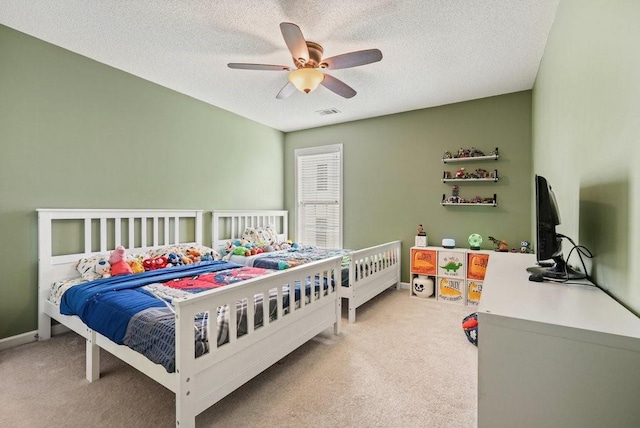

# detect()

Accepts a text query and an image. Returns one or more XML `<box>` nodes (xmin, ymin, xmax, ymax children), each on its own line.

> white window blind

<box><xmin>295</xmin><ymin>144</ymin><xmax>343</xmax><ymax>248</ymax></box>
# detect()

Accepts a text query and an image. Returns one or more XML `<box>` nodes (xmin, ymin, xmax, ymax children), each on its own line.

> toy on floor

<box><xmin>462</xmin><ymin>312</ymin><xmax>478</xmax><ymax>346</ymax></box>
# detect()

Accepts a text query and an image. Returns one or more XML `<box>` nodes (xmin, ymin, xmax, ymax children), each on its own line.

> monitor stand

<box><xmin>526</xmin><ymin>256</ymin><xmax>586</xmax><ymax>280</ymax></box>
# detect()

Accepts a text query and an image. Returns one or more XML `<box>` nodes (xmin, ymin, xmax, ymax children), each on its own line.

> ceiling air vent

<box><xmin>316</xmin><ymin>108</ymin><xmax>341</xmax><ymax>116</ymax></box>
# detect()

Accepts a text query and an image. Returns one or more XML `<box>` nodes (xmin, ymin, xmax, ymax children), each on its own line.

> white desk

<box><xmin>478</xmin><ymin>252</ymin><xmax>640</xmax><ymax>428</ymax></box>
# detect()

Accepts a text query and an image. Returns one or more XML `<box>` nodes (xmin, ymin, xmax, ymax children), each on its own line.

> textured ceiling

<box><xmin>0</xmin><ymin>0</ymin><xmax>558</xmax><ymax>132</ymax></box>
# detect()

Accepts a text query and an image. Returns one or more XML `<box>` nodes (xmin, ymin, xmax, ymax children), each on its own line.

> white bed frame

<box><xmin>37</xmin><ymin>209</ymin><xmax>341</xmax><ymax>428</ymax></box>
<box><xmin>212</xmin><ymin>210</ymin><xmax>401</xmax><ymax>323</ymax></box>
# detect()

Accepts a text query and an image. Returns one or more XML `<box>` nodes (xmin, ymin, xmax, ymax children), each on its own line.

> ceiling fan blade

<box><xmin>280</xmin><ymin>22</ymin><xmax>309</xmax><ymax>63</ymax></box>
<box><xmin>276</xmin><ymin>82</ymin><xmax>297</xmax><ymax>100</ymax></box>
<box><xmin>228</xmin><ymin>63</ymin><xmax>292</xmax><ymax>71</ymax></box>
<box><xmin>321</xmin><ymin>74</ymin><xmax>357</xmax><ymax>99</ymax></box>
<box><xmin>321</xmin><ymin>49</ymin><xmax>383</xmax><ymax>70</ymax></box>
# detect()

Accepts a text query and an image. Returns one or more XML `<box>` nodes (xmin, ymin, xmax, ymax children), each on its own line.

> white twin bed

<box><xmin>37</xmin><ymin>208</ymin><xmax>401</xmax><ymax>427</ymax></box>
<box><xmin>211</xmin><ymin>210</ymin><xmax>401</xmax><ymax>323</ymax></box>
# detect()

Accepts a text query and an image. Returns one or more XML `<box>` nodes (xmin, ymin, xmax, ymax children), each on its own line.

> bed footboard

<box><xmin>173</xmin><ymin>256</ymin><xmax>342</xmax><ymax>428</ymax></box>
<box><xmin>343</xmin><ymin>240</ymin><xmax>401</xmax><ymax>323</ymax></box>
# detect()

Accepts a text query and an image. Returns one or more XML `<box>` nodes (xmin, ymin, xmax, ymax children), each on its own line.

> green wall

<box><xmin>0</xmin><ymin>25</ymin><xmax>284</xmax><ymax>339</ymax></box>
<box><xmin>284</xmin><ymin>91</ymin><xmax>533</xmax><ymax>283</ymax></box>
<box><xmin>532</xmin><ymin>1</ymin><xmax>640</xmax><ymax>314</ymax></box>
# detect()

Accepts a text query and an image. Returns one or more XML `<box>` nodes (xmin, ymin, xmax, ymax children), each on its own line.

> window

<box><xmin>295</xmin><ymin>144</ymin><xmax>343</xmax><ymax>248</ymax></box>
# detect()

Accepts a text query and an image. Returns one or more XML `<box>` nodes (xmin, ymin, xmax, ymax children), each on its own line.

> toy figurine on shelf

<box><xmin>415</xmin><ymin>224</ymin><xmax>428</xmax><ymax>247</ymax></box>
<box><xmin>450</xmin><ymin>185</ymin><xmax>460</xmax><ymax>203</ymax></box>
<box><xmin>488</xmin><ymin>236</ymin><xmax>509</xmax><ymax>252</ymax></box>
<box><xmin>520</xmin><ymin>240</ymin><xmax>532</xmax><ymax>253</ymax></box>
<box><xmin>469</xmin><ymin>147</ymin><xmax>485</xmax><ymax>157</ymax></box>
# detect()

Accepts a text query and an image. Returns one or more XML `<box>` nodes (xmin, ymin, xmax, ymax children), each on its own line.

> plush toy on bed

<box><xmin>94</xmin><ymin>260</ymin><xmax>111</xmax><ymax>278</ymax></box>
<box><xmin>127</xmin><ymin>258</ymin><xmax>145</xmax><ymax>274</ymax></box>
<box><xmin>143</xmin><ymin>256</ymin><xmax>169</xmax><ymax>271</ymax></box>
<box><xmin>234</xmin><ymin>246</ymin><xmax>249</xmax><ymax>256</ymax></box>
<box><xmin>186</xmin><ymin>247</ymin><xmax>202</xmax><ymax>263</ymax></box>
<box><xmin>222</xmin><ymin>242</ymin><xmax>236</xmax><ymax>261</ymax></box>
<box><xmin>109</xmin><ymin>246</ymin><xmax>133</xmax><ymax>276</ymax></box>
<box><xmin>167</xmin><ymin>253</ymin><xmax>183</xmax><ymax>267</ymax></box>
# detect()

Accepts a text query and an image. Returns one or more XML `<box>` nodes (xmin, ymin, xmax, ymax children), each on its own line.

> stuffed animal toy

<box><xmin>93</xmin><ymin>260</ymin><xmax>111</xmax><ymax>278</ymax></box>
<box><xmin>127</xmin><ymin>258</ymin><xmax>145</xmax><ymax>274</ymax></box>
<box><xmin>143</xmin><ymin>258</ymin><xmax>154</xmax><ymax>271</ymax></box>
<box><xmin>109</xmin><ymin>246</ymin><xmax>133</xmax><ymax>276</ymax></box>
<box><xmin>233</xmin><ymin>246</ymin><xmax>248</xmax><ymax>256</ymax></box>
<box><xmin>143</xmin><ymin>256</ymin><xmax>169</xmax><ymax>271</ymax></box>
<box><xmin>186</xmin><ymin>247</ymin><xmax>202</xmax><ymax>263</ymax></box>
<box><xmin>167</xmin><ymin>253</ymin><xmax>182</xmax><ymax>267</ymax></box>
<box><xmin>222</xmin><ymin>242</ymin><xmax>237</xmax><ymax>261</ymax></box>
<box><xmin>153</xmin><ymin>256</ymin><xmax>168</xmax><ymax>269</ymax></box>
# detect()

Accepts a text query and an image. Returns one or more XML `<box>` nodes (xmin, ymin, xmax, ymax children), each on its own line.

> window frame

<box><xmin>294</xmin><ymin>144</ymin><xmax>343</xmax><ymax>248</ymax></box>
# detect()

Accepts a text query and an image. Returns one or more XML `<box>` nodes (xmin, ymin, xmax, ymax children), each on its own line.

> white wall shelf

<box><xmin>442</xmin><ymin>177</ymin><xmax>499</xmax><ymax>183</ymax></box>
<box><xmin>441</xmin><ymin>194</ymin><xmax>497</xmax><ymax>207</ymax></box>
<box><xmin>442</xmin><ymin>148</ymin><xmax>499</xmax><ymax>163</ymax></box>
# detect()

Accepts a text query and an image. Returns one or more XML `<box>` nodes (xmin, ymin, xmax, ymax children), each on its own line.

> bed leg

<box><xmin>348</xmin><ymin>304</ymin><xmax>356</xmax><ymax>324</ymax></box>
<box><xmin>334</xmin><ymin>297</ymin><xmax>342</xmax><ymax>335</ymax></box>
<box><xmin>175</xmin><ymin>402</ymin><xmax>196</xmax><ymax>428</ymax></box>
<box><xmin>85</xmin><ymin>330</ymin><xmax>100</xmax><ymax>382</ymax></box>
<box><xmin>175</xmin><ymin>416</ymin><xmax>195</xmax><ymax>428</ymax></box>
<box><xmin>37</xmin><ymin>312</ymin><xmax>51</xmax><ymax>341</ymax></box>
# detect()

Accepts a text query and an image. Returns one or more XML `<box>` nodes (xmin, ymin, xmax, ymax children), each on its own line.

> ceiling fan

<box><xmin>228</xmin><ymin>22</ymin><xmax>382</xmax><ymax>99</ymax></box>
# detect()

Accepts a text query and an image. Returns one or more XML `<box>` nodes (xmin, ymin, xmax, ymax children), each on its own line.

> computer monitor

<box><xmin>527</xmin><ymin>175</ymin><xmax>585</xmax><ymax>280</ymax></box>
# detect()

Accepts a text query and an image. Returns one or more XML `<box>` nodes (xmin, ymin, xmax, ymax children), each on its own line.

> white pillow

<box><xmin>241</xmin><ymin>227</ymin><xmax>260</xmax><ymax>244</ymax></box>
<box><xmin>242</xmin><ymin>225</ymin><xmax>279</xmax><ymax>244</ymax></box>
<box><xmin>257</xmin><ymin>225</ymin><xmax>278</xmax><ymax>243</ymax></box>
<box><xmin>76</xmin><ymin>253</ymin><xmax>110</xmax><ymax>281</ymax></box>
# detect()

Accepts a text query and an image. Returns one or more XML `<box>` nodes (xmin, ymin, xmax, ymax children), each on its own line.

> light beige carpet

<box><xmin>0</xmin><ymin>289</ymin><xmax>478</xmax><ymax>427</ymax></box>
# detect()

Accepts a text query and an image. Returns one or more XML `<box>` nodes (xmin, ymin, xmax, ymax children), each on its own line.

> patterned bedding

<box><xmin>249</xmin><ymin>246</ymin><xmax>353</xmax><ymax>286</ymax></box>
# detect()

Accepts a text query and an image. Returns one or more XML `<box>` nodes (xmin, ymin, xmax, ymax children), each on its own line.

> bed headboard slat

<box><xmin>211</xmin><ymin>210</ymin><xmax>288</xmax><ymax>250</ymax></box>
<box><xmin>38</xmin><ymin>208</ymin><xmax>203</xmax><ymax>282</ymax></box>
<box><xmin>83</xmin><ymin>219</ymin><xmax>92</xmax><ymax>256</ymax></box>
<box><xmin>100</xmin><ymin>218</ymin><xmax>108</xmax><ymax>253</ymax></box>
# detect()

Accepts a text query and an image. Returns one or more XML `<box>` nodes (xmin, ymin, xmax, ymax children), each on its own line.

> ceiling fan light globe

<box><xmin>288</xmin><ymin>68</ymin><xmax>324</xmax><ymax>94</ymax></box>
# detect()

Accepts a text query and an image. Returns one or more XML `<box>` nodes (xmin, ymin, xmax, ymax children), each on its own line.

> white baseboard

<box><xmin>398</xmin><ymin>281</ymin><xmax>410</xmax><ymax>290</ymax></box>
<box><xmin>0</xmin><ymin>324</ymin><xmax>71</xmax><ymax>351</ymax></box>
<box><xmin>0</xmin><ymin>331</ymin><xmax>37</xmax><ymax>351</ymax></box>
